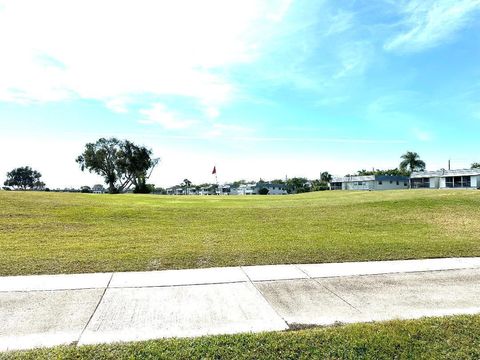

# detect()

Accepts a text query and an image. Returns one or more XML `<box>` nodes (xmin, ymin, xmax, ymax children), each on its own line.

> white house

<box><xmin>186</xmin><ymin>188</ymin><xmax>198</xmax><ymax>195</ymax></box>
<box><xmin>92</xmin><ymin>184</ymin><xmax>105</xmax><ymax>194</ymax></box>
<box><xmin>236</xmin><ymin>183</ymin><xmax>257</xmax><ymax>195</ymax></box>
<box><xmin>255</xmin><ymin>182</ymin><xmax>288</xmax><ymax>195</ymax></box>
<box><xmin>166</xmin><ymin>187</ymin><xmax>185</xmax><ymax>195</ymax></box>
<box><xmin>233</xmin><ymin>182</ymin><xmax>287</xmax><ymax>195</ymax></box>
<box><xmin>330</xmin><ymin>175</ymin><xmax>410</xmax><ymax>191</ymax></box>
<box><xmin>411</xmin><ymin>169</ymin><xmax>480</xmax><ymax>189</ymax></box>
<box><xmin>198</xmin><ymin>186</ymin><xmax>215</xmax><ymax>195</ymax></box>
<box><xmin>217</xmin><ymin>184</ymin><xmax>236</xmax><ymax>195</ymax></box>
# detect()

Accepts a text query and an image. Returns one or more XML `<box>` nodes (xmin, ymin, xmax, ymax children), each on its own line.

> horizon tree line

<box><xmin>3</xmin><ymin>146</ymin><xmax>480</xmax><ymax>193</ymax></box>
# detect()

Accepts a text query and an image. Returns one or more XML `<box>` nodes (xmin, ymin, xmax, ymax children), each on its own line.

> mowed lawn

<box><xmin>1</xmin><ymin>190</ymin><xmax>480</xmax><ymax>276</ymax></box>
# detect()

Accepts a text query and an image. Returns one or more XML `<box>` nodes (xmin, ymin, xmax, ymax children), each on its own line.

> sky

<box><xmin>1</xmin><ymin>0</ymin><xmax>480</xmax><ymax>188</ymax></box>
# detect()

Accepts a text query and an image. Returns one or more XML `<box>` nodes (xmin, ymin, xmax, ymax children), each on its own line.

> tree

<box><xmin>286</xmin><ymin>177</ymin><xmax>309</xmax><ymax>194</ymax></box>
<box><xmin>352</xmin><ymin>168</ymin><xmax>410</xmax><ymax>177</ymax></box>
<box><xmin>320</xmin><ymin>172</ymin><xmax>332</xmax><ymax>183</ymax></box>
<box><xmin>399</xmin><ymin>151</ymin><xmax>426</xmax><ymax>174</ymax></box>
<box><xmin>311</xmin><ymin>179</ymin><xmax>329</xmax><ymax>191</ymax></box>
<box><xmin>76</xmin><ymin>138</ymin><xmax>159</xmax><ymax>194</ymax></box>
<box><xmin>4</xmin><ymin>166</ymin><xmax>45</xmax><ymax>190</ymax></box>
<box><xmin>118</xmin><ymin>140</ymin><xmax>159</xmax><ymax>194</ymax></box>
<box><xmin>232</xmin><ymin>179</ymin><xmax>250</xmax><ymax>187</ymax></box>
<box><xmin>472</xmin><ymin>163</ymin><xmax>480</xmax><ymax>169</ymax></box>
<box><xmin>182</xmin><ymin>179</ymin><xmax>192</xmax><ymax>195</ymax></box>
<box><xmin>356</xmin><ymin>169</ymin><xmax>373</xmax><ymax>176</ymax></box>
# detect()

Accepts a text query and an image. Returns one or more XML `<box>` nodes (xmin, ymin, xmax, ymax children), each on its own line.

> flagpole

<box><xmin>212</xmin><ymin>165</ymin><xmax>218</xmax><ymax>195</ymax></box>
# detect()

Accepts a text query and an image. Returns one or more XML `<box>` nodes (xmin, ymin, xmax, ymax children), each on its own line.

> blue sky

<box><xmin>1</xmin><ymin>0</ymin><xmax>479</xmax><ymax>188</ymax></box>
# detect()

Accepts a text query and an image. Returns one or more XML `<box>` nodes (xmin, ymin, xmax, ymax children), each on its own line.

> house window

<box><xmin>379</xmin><ymin>181</ymin><xmax>383</xmax><ymax>185</ymax></box>
<box><xmin>445</xmin><ymin>176</ymin><xmax>471</xmax><ymax>188</ymax></box>
<box><xmin>396</xmin><ymin>181</ymin><xmax>399</xmax><ymax>185</ymax></box>
<box><xmin>445</xmin><ymin>177</ymin><xmax>453</xmax><ymax>188</ymax></box>
<box><xmin>412</xmin><ymin>178</ymin><xmax>430</xmax><ymax>188</ymax></box>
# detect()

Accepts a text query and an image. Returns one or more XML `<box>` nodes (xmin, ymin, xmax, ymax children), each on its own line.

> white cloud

<box><xmin>333</xmin><ymin>41</ymin><xmax>372</xmax><ymax>79</ymax></box>
<box><xmin>0</xmin><ymin>0</ymin><xmax>292</xmax><ymax>109</ymax></box>
<box><xmin>204</xmin><ymin>106</ymin><xmax>221</xmax><ymax>119</ymax></box>
<box><xmin>385</xmin><ymin>0</ymin><xmax>480</xmax><ymax>52</ymax></box>
<box><xmin>139</xmin><ymin>103</ymin><xmax>197</xmax><ymax>129</ymax></box>
<box><xmin>325</xmin><ymin>10</ymin><xmax>354</xmax><ymax>36</ymax></box>
<box><xmin>266</xmin><ymin>0</ymin><xmax>293</xmax><ymax>22</ymax></box>
<box><xmin>411</xmin><ymin>127</ymin><xmax>433</xmax><ymax>141</ymax></box>
<box><xmin>105</xmin><ymin>98</ymin><xmax>129</xmax><ymax>113</ymax></box>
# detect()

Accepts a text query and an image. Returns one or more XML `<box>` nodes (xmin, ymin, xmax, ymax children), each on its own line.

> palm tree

<box><xmin>182</xmin><ymin>178</ymin><xmax>192</xmax><ymax>195</ymax></box>
<box><xmin>400</xmin><ymin>152</ymin><xmax>426</xmax><ymax>173</ymax></box>
<box><xmin>320</xmin><ymin>171</ymin><xmax>333</xmax><ymax>183</ymax></box>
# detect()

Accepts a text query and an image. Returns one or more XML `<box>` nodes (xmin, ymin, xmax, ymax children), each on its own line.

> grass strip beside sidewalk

<box><xmin>3</xmin><ymin>315</ymin><xmax>480</xmax><ymax>360</ymax></box>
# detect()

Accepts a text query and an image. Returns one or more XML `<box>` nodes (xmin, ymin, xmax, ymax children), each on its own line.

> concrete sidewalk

<box><xmin>1</xmin><ymin>257</ymin><xmax>480</xmax><ymax>352</ymax></box>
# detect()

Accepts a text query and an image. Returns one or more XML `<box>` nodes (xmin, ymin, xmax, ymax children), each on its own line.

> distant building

<box><xmin>163</xmin><ymin>181</ymin><xmax>287</xmax><ymax>195</ymax></box>
<box><xmin>199</xmin><ymin>186</ymin><xmax>216</xmax><ymax>195</ymax></box>
<box><xmin>255</xmin><ymin>182</ymin><xmax>288</xmax><ymax>195</ymax></box>
<box><xmin>187</xmin><ymin>188</ymin><xmax>198</xmax><ymax>195</ymax></box>
<box><xmin>236</xmin><ymin>183</ymin><xmax>257</xmax><ymax>195</ymax></box>
<box><xmin>217</xmin><ymin>184</ymin><xmax>235</xmax><ymax>195</ymax></box>
<box><xmin>330</xmin><ymin>175</ymin><xmax>409</xmax><ymax>191</ymax></box>
<box><xmin>92</xmin><ymin>184</ymin><xmax>105</xmax><ymax>194</ymax></box>
<box><xmin>166</xmin><ymin>186</ymin><xmax>185</xmax><ymax>195</ymax></box>
<box><xmin>411</xmin><ymin>169</ymin><xmax>480</xmax><ymax>189</ymax></box>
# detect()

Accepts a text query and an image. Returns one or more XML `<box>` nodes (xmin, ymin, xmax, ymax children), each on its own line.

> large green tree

<box><xmin>400</xmin><ymin>151</ymin><xmax>426</xmax><ymax>174</ymax></box>
<box><xmin>76</xmin><ymin>138</ymin><xmax>158</xmax><ymax>194</ymax></box>
<box><xmin>4</xmin><ymin>166</ymin><xmax>45</xmax><ymax>190</ymax></box>
<box><xmin>286</xmin><ymin>177</ymin><xmax>310</xmax><ymax>194</ymax></box>
<box><xmin>320</xmin><ymin>171</ymin><xmax>333</xmax><ymax>183</ymax></box>
<box><xmin>472</xmin><ymin>163</ymin><xmax>480</xmax><ymax>169</ymax></box>
<box><xmin>311</xmin><ymin>179</ymin><xmax>329</xmax><ymax>191</ymax></box>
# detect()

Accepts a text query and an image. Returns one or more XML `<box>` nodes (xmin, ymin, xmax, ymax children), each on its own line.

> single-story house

<box><xmin>330</xmin><ymin>175</ymin><xmax>410</xmax><ymax>191</ymax></box>
<box><xmin>92</xmin><ymin>184</ymin><xmax>105</xmax><ymax>194</ymax></box>
<box><xmin>199</xmin><ymin>186</ymin><xmax>216</xmax><ymax>195</ymax></box>
<box><xmin>236</xmin><ymin>183</ymin><xmax>257</xmax><ymax>195</ymax></box>
<box><xmin>255</xmin><ymin>182</ymin><xmax>288</xmax><ymax>195</ymax></box>
<box><xmin>411</xmin><ymin>169</ymin><xmax>480</xmax><ymax>189</ymax></box>
<box><xmin>217</xmin><ymin>184</ymin><xmax>236</xmax><ymax>195</ymax></box>
<box><xmin>186</xmin><ymin>188</ymin><xmax>197</xmax><ymax>195</ymax></box>
<box><xmin>166</xmin><ymin>187</ymin><xmax>185</xmax><ymax>195</ymax></box>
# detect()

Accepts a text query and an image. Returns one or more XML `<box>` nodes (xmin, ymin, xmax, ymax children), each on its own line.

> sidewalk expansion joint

<box><xmin>313</xmin><ymin>278</ymin><xmax>363</xmax><ymax>314</ymax></box>
<box><xmin>294</xmin><ymin>265</ymin><xmax>312</xmax><ymax>279</ymax></box>
<box><xmin>109</xmin><ymin>280</ymin><xmax>248</xmax><ymax>290</ymax></box>
<box><xmin>240</xmin><ymin>267</ymin><xmax>290</xmax><ymax>328</ymax></box>
<box><xmin>76</xmin><ymin>272</ymin><xmax>114</xmax><ymax>346</ymax></box>
<box><xmin>295</xmin><ymin>265</ymin><xmax>362</xmax><ymax>314</ymax></box>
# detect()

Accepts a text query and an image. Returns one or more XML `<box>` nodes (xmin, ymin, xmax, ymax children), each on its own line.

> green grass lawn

<box><xmin>1</xmin><ymin>190</ymin><xmax>480</xmax><ymax>276</ymax></box>
<box><xmin>3</xmin><ymin>315</ymin><xmax>480</xmax><ymax>359</ymax></box>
